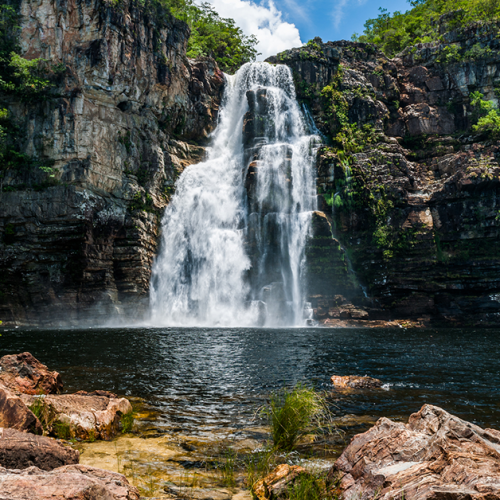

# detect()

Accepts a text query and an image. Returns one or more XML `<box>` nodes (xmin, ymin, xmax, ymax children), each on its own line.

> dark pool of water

<box><xmin>1</xmin><ymin>327</ymin><xmax>499</xmax><ymax>432</ymax></box>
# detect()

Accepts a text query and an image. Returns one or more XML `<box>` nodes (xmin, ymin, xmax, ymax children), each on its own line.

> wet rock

<box><xmin>253</xmin><ymin>464</ymin><xmax>311</xmax><ymax>500</ymax></box>
<box><xmin>331</xmin><ymin>375</ymin><xmax>383</xmax><ymax>389</ymax></box>
<box><xmin>0</xmin><ymin>427</ymin><xmax>79</xmax><ymax>471</ymax></box>
<box><xmin>0</xmin><ymin>386</ymin><xmax>42</xmax><ymax>434</ymax></box>
<box><xmin>0</xmin><ymin>464</ymin><xmax>139</xmax><ymax>499</ymax></box>
<box><xmin>21</xmin><ymin>393</ymin><xmax>133</xmax><ymax>441</ymax></box>
<box><xmin>0</xmin><ymin>352</ymin><xmax>62</xmax><ymax>395</ymax></box>
<box><xmin>329</xmin><ymin>404</ymin><xmax>500</xmax><ymax>500</ymax></box>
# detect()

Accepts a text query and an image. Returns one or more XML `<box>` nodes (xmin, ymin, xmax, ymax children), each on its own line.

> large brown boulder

<box><xmin>0</xmin><ymin>352</ymin><xmax>63</xmax><ymax>395</ymax></box>
<box><xmin>0</xmin><ymin>427</ymin><xmax>79</xmax><ymax>470</ymax></box>
<box><xmin>0</xmin><ymin>464</ymin><xmax>139</xmax><ymax>499</ymax></box>
<box><xmin>0</xmin><ymin>386</ymin><xmax>42</xmax><ymax>434</ymax></box>
<box><xmin>21</xmin><ymin>393</ymin><xmax>133</xmax><ymax>440</ymax></box>
<box><xmin>329</xmin><ymin>404</ymin><xmax>500</xmax><ymax>500</ymax></box>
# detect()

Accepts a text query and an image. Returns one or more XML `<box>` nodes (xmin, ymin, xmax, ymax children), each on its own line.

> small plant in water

<box><xmin>121</xmin><ymin>411</ymin><xmax>135</xmax><ymax>433</ymax></box>
<box><xmin>261</xmin><ymin>383</ymin><xmax>329</xmax><ymax>452</ymax></box>
<box><xmin>287</xmin><ymin>472</ymin><xmax>325</xmax><ymax>500</ymax></box>
<box><xmin>218</xmin><ymin>447</ymin><xmax>237</xmax><ymax>488</ymax></box>
<box><xmin>53</xmin><ymin>421</ymin><xmax>71</xmax><ymax>440</ymax></box>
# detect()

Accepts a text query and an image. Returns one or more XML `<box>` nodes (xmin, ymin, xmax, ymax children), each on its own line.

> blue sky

<box><xmin>204</xmin><ymin>0</ymin><xmax>410</xmax><ymax>59</ymax></box>
<box><xmin>274</xmin><ymin>0</ymin><xmax>410</xmax><ymax>43</ymax></box>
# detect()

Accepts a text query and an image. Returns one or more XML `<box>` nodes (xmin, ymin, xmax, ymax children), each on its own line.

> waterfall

<box><xmin>149</xmin><ymin>63</ymin><xmax>320</xmax><ymax>327</ymax></box>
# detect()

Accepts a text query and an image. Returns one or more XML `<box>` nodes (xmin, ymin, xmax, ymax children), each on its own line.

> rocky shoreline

<box><xmin>0</xmin><ymin>353</ymin><xmax>498</xmax><ymax>499</ymax></box>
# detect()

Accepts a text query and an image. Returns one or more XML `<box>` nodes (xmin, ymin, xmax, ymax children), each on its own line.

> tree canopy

<box><xmin>353</xmin><ymin>0</ymin><xmax>500</xmax><ymax>57</ymax></box>
<box><xmin>162</xmin><ymin>0</ymin><xmax>259</xmax><ymax>73</ymax></box>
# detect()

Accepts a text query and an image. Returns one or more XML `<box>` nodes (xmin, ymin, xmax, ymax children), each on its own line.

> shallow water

<box><xmin>1</xmin><ymin>327</ymin><xmax>499</xmax><ymax>433</ymax></box>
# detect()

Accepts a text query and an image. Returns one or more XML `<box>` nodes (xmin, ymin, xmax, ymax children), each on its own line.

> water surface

<box><xmin>1</xmin><ymin>327</ymin><xmax>499</xmax><ymax>434</ymax></box>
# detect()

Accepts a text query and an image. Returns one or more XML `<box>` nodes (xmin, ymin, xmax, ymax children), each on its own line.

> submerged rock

<box><xmin>0</xmin><ymin>464</ymin><xmax>139</xmax><ymax>499</ymax></box>
<box><xmin>329</xmin><ymin>404</ymin><xmax>500</xmax><ymax>500</ymax></box>
<box><xmin>331</xmin><ymin>375</ymin><xmax>383</xmax><ymax>389</ymax></box>
<box><xmin>0</xmin><ymin>427</ymin><xmax>79</xmax><ymax>471</ymax></box>
<box><xmin>0</xmin><ymin>352</ymin><xmax>63</xmax><ymax>395</ymax></box>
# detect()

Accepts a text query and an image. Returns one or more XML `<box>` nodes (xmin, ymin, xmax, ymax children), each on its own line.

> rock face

<box><xmin>273</xmin><ymin>33</ymin><xmax>500</xmax><ymax>326</ymax></box>
<box><xmin>0</xmin><ymin>464</ymin><xmax>139</xmax><ymax>499</ymax></box>
<box><xmin>21</xmin><ymin>393</ymin><xmax>133</xmax><ymax>440</ymax></box>
<box><xmin>0</xmin><ymin>0</ymin><xmax>224</xmax><ymax>325</ymax></box>
<box><xmin>0</xmin><ymin>427</ymin><xmax>79</xmax><ymax>471</ymax></box>
<box><xmin>330</xmin><ymin>404</ymin><xmax>500</xmax><ymax>500</ymax></box>
<box><xmin>0</xmin><ymin>352</ymin><xmax>63</xmax><ymax>395</ymax></box>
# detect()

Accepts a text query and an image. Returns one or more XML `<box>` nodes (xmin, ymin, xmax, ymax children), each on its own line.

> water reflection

<box><xmin>1</xmin><ymin>327</ymin><xmax>499</xmax><ymax>431</ymax></box>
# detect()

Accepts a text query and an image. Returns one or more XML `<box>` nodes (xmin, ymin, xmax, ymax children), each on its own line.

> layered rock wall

<box><xmin>0</xmin><ymin>0</ymin><xmax>224</xmax><ymax>324</ymax></box>
<box><xmin>272</xmin><ymin>32</ymin><xmax>500</xmax><ymax>326</ymax></box>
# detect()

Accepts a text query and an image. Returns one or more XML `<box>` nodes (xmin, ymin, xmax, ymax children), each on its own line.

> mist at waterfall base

<box><xmin>149</xmin><ymin>63</ymin><xmax>319</xmax><ymax>327</ymax></box>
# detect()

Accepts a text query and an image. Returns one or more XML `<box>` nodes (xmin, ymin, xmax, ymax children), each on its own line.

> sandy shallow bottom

<box><xmin>74</xmin><ymin>408</ymin><xmax>377</xmax><ymax>498</ymax></box>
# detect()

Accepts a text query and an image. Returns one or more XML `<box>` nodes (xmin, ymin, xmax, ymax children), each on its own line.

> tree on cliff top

<box><xmin>353</xmin><ymin>0</ymin><xmax>500</xmax><ymax>57</ymax></box>
<box><xmin>162</xmin><ymin>0</ymin><xmax>258</xmax><ymax>73</ymax></box>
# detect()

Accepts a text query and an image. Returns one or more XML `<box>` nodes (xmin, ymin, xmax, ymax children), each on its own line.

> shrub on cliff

<box><xmin>353</xmin><ymin>0</ymin><xmax>500</xmax><ymax>57</ymax></box>
<box><xmin>161</xmin><ymin>0</ymin><xmax>258</xmax><ymax>73</ymax></box>
<box><xmin>471</xmin><ymin>91</ymin><xmax>500</xmax><ymax>139</ymax></box>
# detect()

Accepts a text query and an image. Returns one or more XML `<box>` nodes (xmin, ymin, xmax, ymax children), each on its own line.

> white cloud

<box><xmin>332</xmin><ymin>0</ymin><xmax>367</xmax><ymax>32</ymax></box>
<box><xmin>202</xmin><ymin>0</ymin><xmax>302</xmax><ymax>60</ymax></box>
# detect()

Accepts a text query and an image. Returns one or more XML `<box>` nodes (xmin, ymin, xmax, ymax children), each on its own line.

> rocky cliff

<box><xmin>270</xmin><ymin>28</ymin><xmax>500</xmax><ymax>326</ymax></box>
<box><xmin>0</xmin><ymin>0</ymin><xmax>223</xmax><ymax>325</ymax></box>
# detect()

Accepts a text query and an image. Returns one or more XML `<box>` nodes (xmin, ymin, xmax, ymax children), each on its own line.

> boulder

<box><xmin>0</xmin><ymin>427</ymin><xmax>79</xmax><ymax>470</ymax></box>
<box><xmin>331</xmin><ymin>375</ymin><xmax>383</xmax><ymax>389</ymax></box>
<box><xmin>0</xmin><ymin>385</ymin><xmax>42</xmax><ymax>434</ymax></box>
<box><xmin>0</xmin><ymin>352</ymin><xmax>62</xmax><ymax>395</ymax></box>
<box><xmin>329</xmin><ymin>404</ymin><xmax>500</xmax><ymax>500</ymax></box>
<box><xmin>21</xmin><ymin>393</ymin><xmax>133</xmax><ymax>440</ymax></box>
<box><xmin>252</xmin><ymin>464</ymin><xmax>311</xmax><ymax>500</ymax></box>
<box><xmin>0</xmin><ymin>464</ymin><xmax>139</xmax><ymax>499</ymax></box>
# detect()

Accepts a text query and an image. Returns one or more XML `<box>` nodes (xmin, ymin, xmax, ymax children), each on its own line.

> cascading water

<box><xmin>149</xmin><ymin>63</ymin><xmax>320</xmax><ymax>327</ymax></box>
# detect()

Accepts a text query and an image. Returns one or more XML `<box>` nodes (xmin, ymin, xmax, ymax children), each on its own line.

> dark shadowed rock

<box><xmin>329</xmin><ymin>404</ymin><xmax>500</xmax><ymax>500</ymax></box>
<box><xmin>0</xmin><ymin>427</ymin><xmax>79</xmax><ymax>470</ymax></box>
<box><xmin>0</xmin><ymin>386</ymin><xmax>42</xmax><ymax>434</ymax></box>
<box><xmin>331</xmin><ymin>375</ymin><xmax>383</xmax><ymax>390</ymax></box>
<box><xmin>0</xmin><ymin>352</ymin><xmax>63</xmax><ymax>395</ymax></box>
<box><xmin>0</xmin><ymin>464</ymin><xmax>139</xmax><ymax>499</ymax></box>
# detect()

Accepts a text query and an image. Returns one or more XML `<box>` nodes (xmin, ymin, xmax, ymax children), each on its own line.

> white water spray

<box><xmin>149</xmin><ymin>63</ymin><xmax>319</xmax><ymax>327</ymax></box>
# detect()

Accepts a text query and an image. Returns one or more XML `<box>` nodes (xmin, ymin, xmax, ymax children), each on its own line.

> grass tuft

<box><xmin>261</xmin><ymin>383</ymin><xmax>329</xmax><ymax>452</ymax></box>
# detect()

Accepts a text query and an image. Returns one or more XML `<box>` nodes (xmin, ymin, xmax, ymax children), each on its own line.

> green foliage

<box><xmin>471</xmin><ymin>91</ymin><xmax>500</xmax><ymax>138</ymax></box>
<box><xmin>353</xmin><ymin>0</ymin><xmax>500</xmax><ymax>57</ymax></box>
<box><xmin>53</xmin><ymin>421</ymin><xmax>71</xmax><ymax>440</ymax></box>
<box><xmin>287</xmin><ymin>473</ymin><xmax>326</xmax><ymax>500</ymax></box>
<box><xmin>121</xmin><ymin>411</ymin><xmax>135</xmax><ymax>433</ymax></box>
<box><xmin>260</xmin><ymin>383</ymin><xmax>328</xmax><ymax>452</ymax></box>
<box><xmin>161</xmin><ymin>0</ymin><xmax>258</xmax><ymax>73</ymax></box>
<box><xmin>217</xmin><ymin>446</ymin><xmax>237</xmax><ymax>487</ymax></box>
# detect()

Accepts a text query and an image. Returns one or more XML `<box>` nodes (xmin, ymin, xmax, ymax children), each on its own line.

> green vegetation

<box><xmin>158</xmin><ymin>0</ymin><xmax>258</xmax><ymax>73</ymax></box>
<box><xmin>121</xmin><ymin>411</ymin><xmax>135</xmax><ymax>433</ymax></box>
<box><xmin>353</xmin><ymin>0</ymin><xmax>500</xmax><ymax>57</ymax></box>
<box><xmin>471</xmin><ymin>91</ymin><xmax>500</xmax><ymax>139</ymax></box>
<box><xmin>260</xmin><ymin>383</ymin><xmax>329</xmax><ymax>452</ymax></box>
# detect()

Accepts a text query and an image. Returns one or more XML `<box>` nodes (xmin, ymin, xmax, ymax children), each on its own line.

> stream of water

<box><xmin>149</xmin><ymin>63</ymin><xmax>319</xmax><ymax>328</ymax></box>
